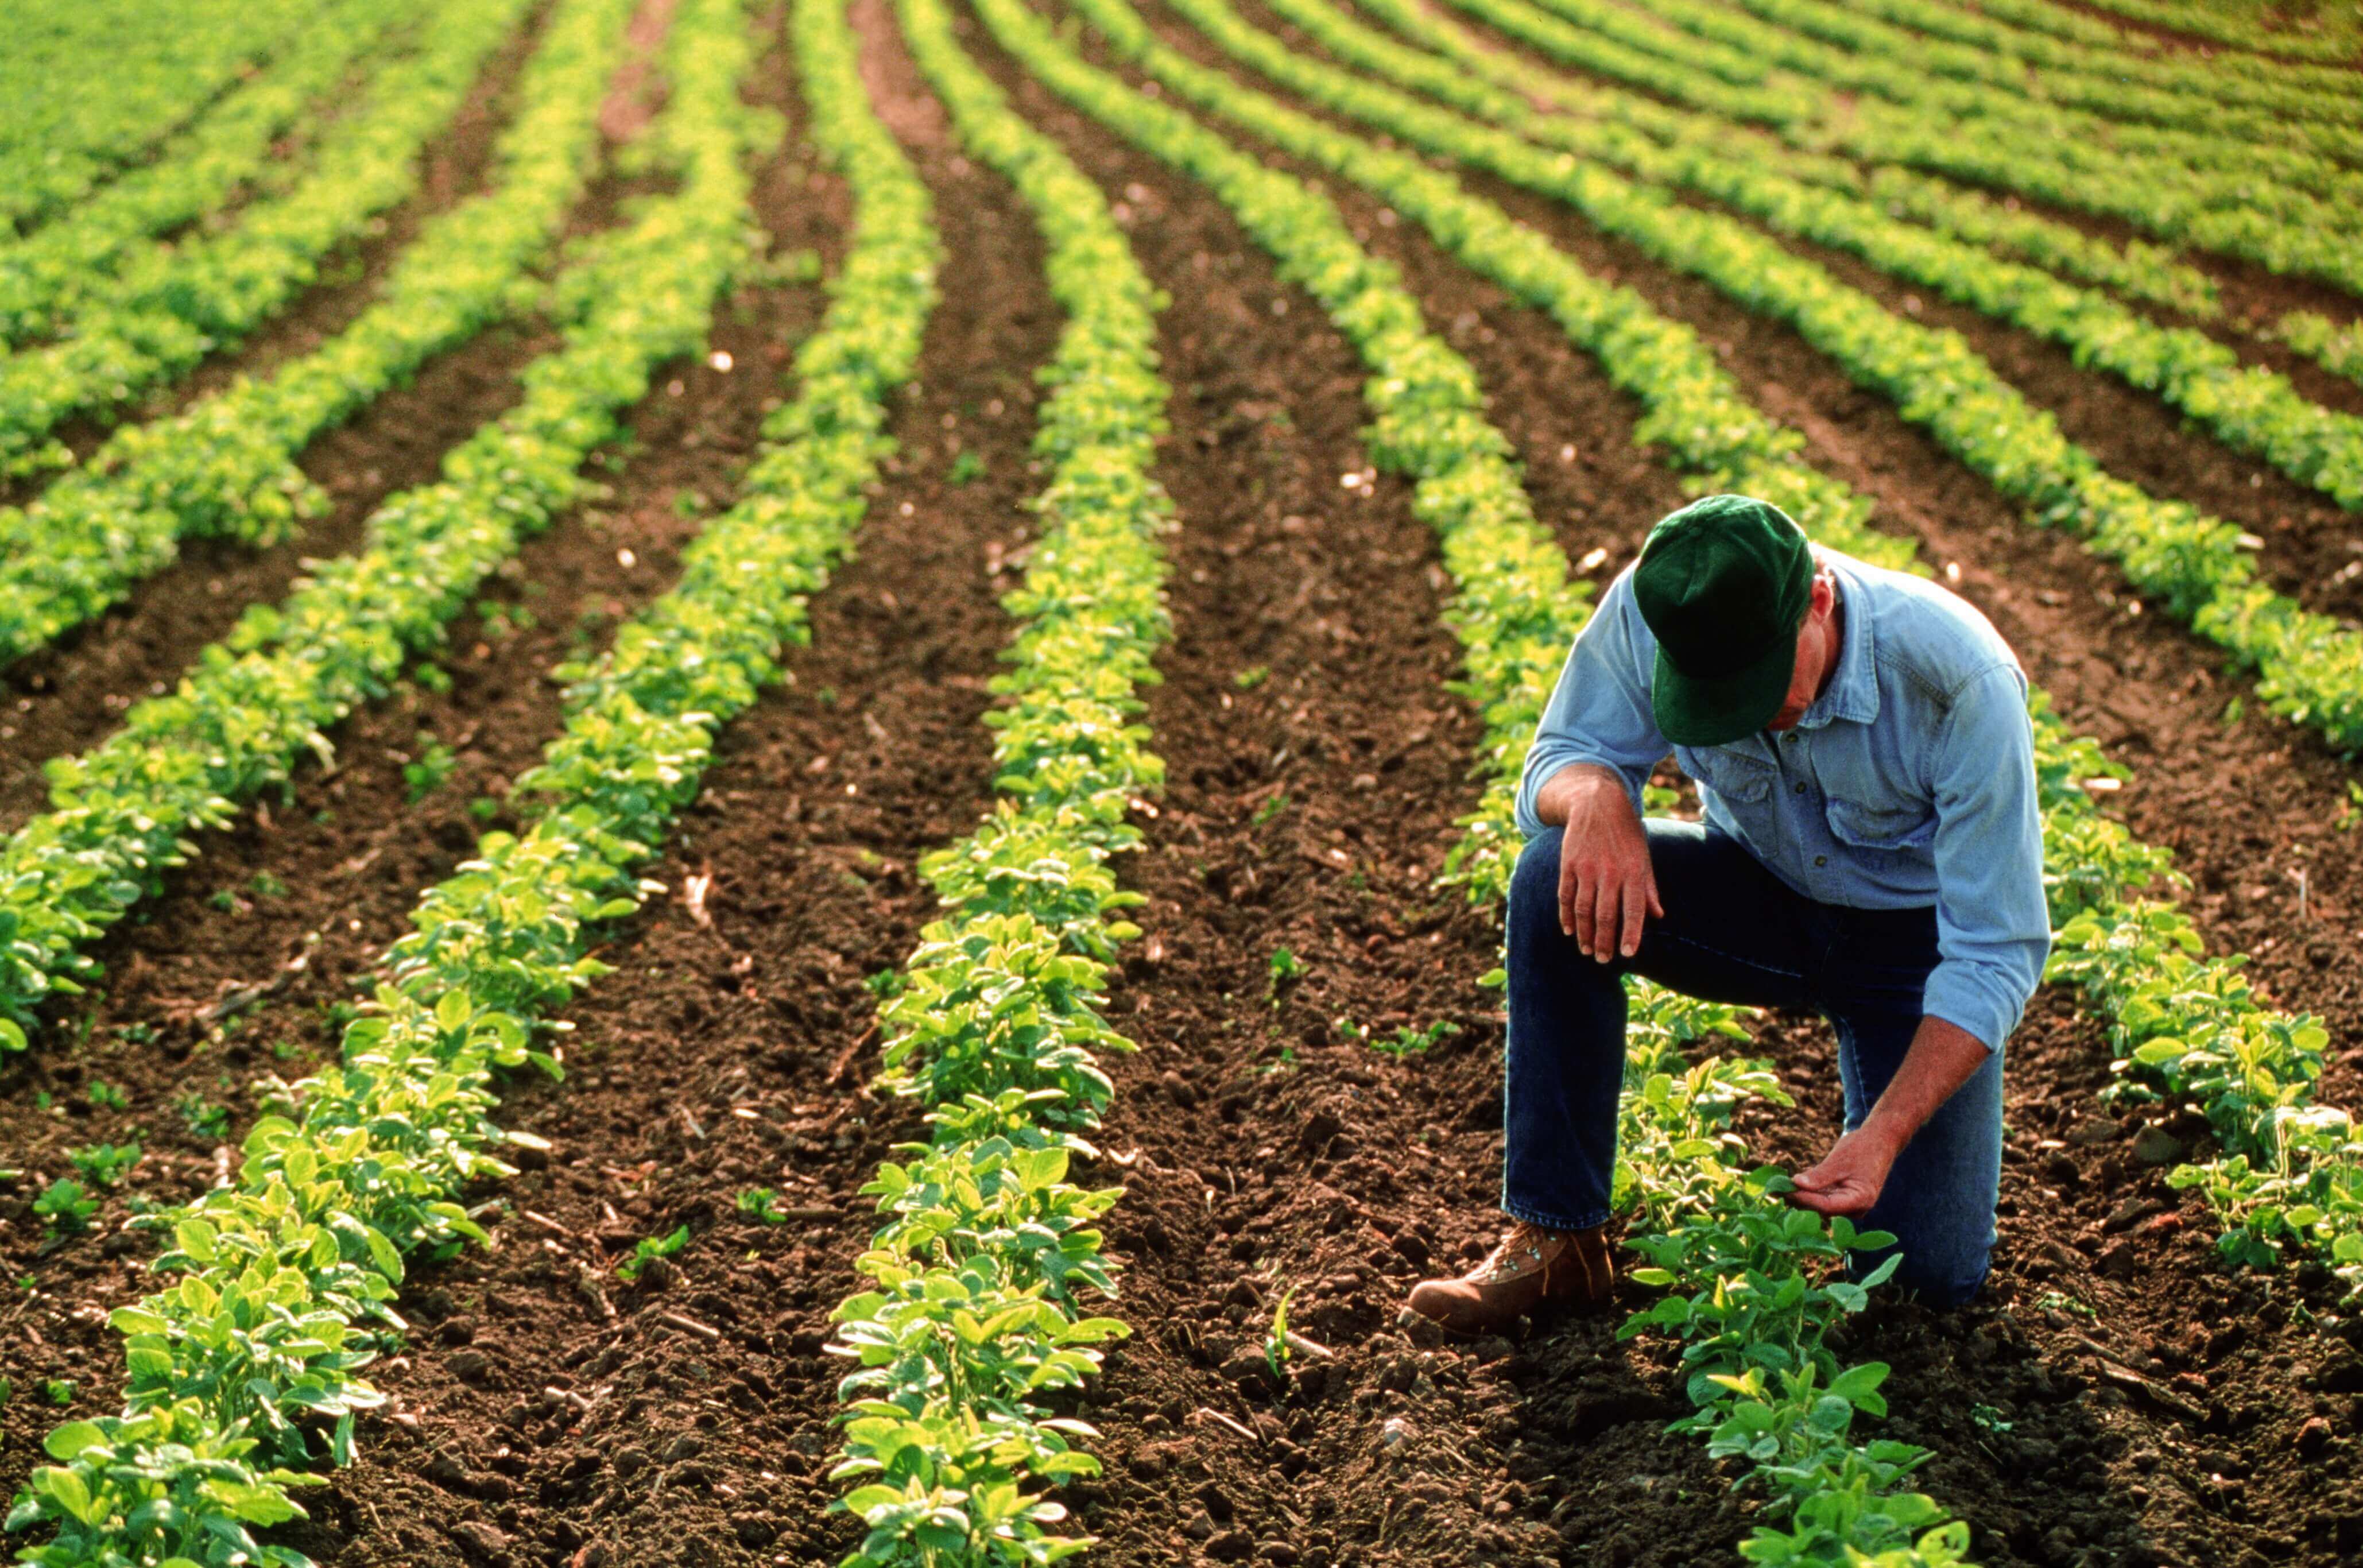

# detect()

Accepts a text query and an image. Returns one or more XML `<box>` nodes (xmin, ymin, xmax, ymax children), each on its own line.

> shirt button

<box><xmin>1814</xmin><ymin>854</ymin><xmax>1827</xmax><ymax>867</ymax></box>
<box><xmin>1793</xmin><ymin>781</ymin><xmax>1807</xmax><ymax>793</ymax></box>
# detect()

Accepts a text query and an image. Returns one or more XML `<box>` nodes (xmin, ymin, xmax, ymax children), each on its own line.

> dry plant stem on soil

<box><xmin>971</xmin><ymin>0</ymin><xmax>1986</xmax><ymax>1560</ymax></box>
<box><xmin>0</xmin><ymin>0</ymin><xmax>929</xmax><ymax>1558</ymax></box>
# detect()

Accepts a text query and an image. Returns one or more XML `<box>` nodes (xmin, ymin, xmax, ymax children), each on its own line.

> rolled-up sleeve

<box><xmin>1922</xmin><ymin>664</ymin><xmax>2050</xmax><ymax>1051</ymax></box>
<box><xmin>1514</xmin><ymin>569</ymin><xmax>1671</xmax><ymax>838</ymax></box>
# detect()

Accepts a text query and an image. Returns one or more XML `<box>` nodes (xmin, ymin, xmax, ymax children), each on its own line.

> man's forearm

<box><xmin>1531</xmin><ymin>761</ymin><xmax>1630</xmax><ymax>829</ymax></box>
<box><xmin>1857</xmin><ymin>1015</ymin><xmax>1990</xmax><ymax>1158</ymax></box>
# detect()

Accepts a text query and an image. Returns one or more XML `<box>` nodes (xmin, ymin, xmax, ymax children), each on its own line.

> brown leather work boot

<box><xmin>1404</xmin><ymin>1221</ymin><xmax>1613</xmax><ymax>1334</ymax></box>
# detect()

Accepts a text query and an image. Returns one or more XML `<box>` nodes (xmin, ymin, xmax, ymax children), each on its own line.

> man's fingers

<box><xmin>1558</xmin><ymin>858</ymin><xmax>1579</xmax><ymax>938</ymax></box>
<box><xmin>1618</xmin><ymin>873</ymin><xmax>1648</xmax><ymax>958</ymax></box>
<box><xmin>1587</xmin><ymin>878</ymin><xmax>1620</xmax><ymax>963</ymax></box>
<box><xmin>1571</xmin><ymin>871</ymin><xmax>1599</xmax><ymax>957</ymax></box>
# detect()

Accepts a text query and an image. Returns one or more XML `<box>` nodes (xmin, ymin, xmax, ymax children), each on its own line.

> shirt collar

<box><xmin>1792</xmin><ymin>555</ymin><xmax>1879</xmax><ymax>731</ymax></box>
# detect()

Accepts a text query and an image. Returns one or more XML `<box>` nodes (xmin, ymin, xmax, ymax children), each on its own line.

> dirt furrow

<box><xmin>1068</xmin><ymin>3</ymin><xmax>2363</xmax><ymax>1563</ymax></box>
<box><xmin>219</xmin><ymin>26</ymin><xmax>1059</xmax><ymax>1566</ymax></box>
<box><xmin>0</xmin><ymin>15</ymin><xmax>845</xmax><ymax>1516</ymax></box>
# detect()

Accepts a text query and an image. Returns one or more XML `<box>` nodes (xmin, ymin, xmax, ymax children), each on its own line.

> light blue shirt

<box><xmin>1515</xmin><ymin>551</ymin><xmax>2048</xmax><ymax>1052</ymax></box>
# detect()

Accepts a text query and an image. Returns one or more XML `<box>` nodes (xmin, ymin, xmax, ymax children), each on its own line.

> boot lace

<box><xmin>1476</xmin><ymin>1221</ymin><xmax>1567</xmax><ymax>1283</ymax></box>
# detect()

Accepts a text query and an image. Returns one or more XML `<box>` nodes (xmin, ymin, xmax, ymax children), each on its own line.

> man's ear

<box><xmin>1808</xmin><ymin>571</ymin><xmax>1836</xmax><ymax>621</ymax></box>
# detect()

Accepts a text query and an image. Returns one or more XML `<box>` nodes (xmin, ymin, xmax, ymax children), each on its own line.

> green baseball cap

<box><xmin>1632</xmin><ymin>494</ymin><xmax>1813</xmax><ymax>746</ymax></box>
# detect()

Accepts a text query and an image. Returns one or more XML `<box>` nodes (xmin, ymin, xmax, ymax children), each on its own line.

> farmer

<box><xmin>1407</xmin><ymin>494</ymin><xmax>2047</xmax><ymax>1333</ymax></box>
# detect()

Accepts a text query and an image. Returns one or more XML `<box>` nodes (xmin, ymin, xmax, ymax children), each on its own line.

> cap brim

<box><xmin>1651</xmin><ymin>641</ymin><xmax>1793</xmax><ymax>747</ymax></box>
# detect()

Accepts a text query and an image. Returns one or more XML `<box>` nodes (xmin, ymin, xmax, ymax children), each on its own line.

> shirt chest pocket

<box><xmin>1680</xmin><ymin>748</ymin><xmax>1775</xmax><ymax>806</ymax></box>
<box><xmin>1826</xmin><ymin>795</ymin><xmax>1938</xmax><ymax>852</ymax></box>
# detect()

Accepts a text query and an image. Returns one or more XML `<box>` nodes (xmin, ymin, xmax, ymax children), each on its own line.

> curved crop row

<box><xmin>1425</xmin><ymin>0</ymin><xmax>2363</xmax><ymax>299</ymax></box>
<box><xmin>0</xmin><ymin>0</ymin><xmax>315</xmax><ymax>235</ymax></box>
<box><xmin>2064</xmin><ymin>0</ymin><xmax>2362</xmax><ymax>64</ymax></box>
<box><xmin>0</xmin><ymin>4</ymin><xmax>815</xmax><ymax>1561</ymax></box>
<box><xmin>1811</xmin><ymin>0</ymin><xmax>2363</xmax><ymax>123</ymax></box>
<box><xmin>1145</xmin><ymin>0</ymin><xmax>2363</xmax><ymax>762</ymax></box>
<box><xmin>1962</xmin><ymin>0</ymin><xmax>2362</xmax><ymax>87</ymax></box>
<box><xmin>0</xmin><ymin>0</ymin><xmax>410</xmax><ymax>349</ymax></box>
<box><xmin>2275</xmin><ymin>313</ymin><xmax>2363</xmax><ymax>391</ymax></box>
<box><xmin>0</xmin><ymin>0</ymin><xmax>532</xmax><ymax>478</ymax></box>
<box><xmin>0</xmin><ymin>0</ymin><xmax>640</xmax><ymax>672</ymax></box>
<box><xmin>1343</xmin><ymin>0</ymin><xmax>2222</xmax><ymax>326</ymax></box>
<box><xmin>982</xmin><ymin>0</ymin><xmax>1987</xmax><ymax>1560</ymax></box>
<box><xmin>1703</xmin><ymin>0</ymin><xmax>2363</xmax><ymax>160</ymax></box>
<box><xmin>1497</xmin><ymin>0</ymin><xmax>2363</xmax><ymax>208</ymax></box>
<box><xmin>0</xmin><ymin>0</ymin><xmax>778</xmax><ymax>1050</ymax></box>
<box><xmin>1267</xmin><ymin>0</ymin><xmax>2363</xmax><ymax>514</ymax></box>
<box><xmin>825</xmin><ymin>0</ymin><xmax>1169</xmax><ymax>1558</ymax></box>
<box><xmin>1079</xmin><ymin>0</ymin><xmax>2363</xmax><ymax>1319</ymax></box>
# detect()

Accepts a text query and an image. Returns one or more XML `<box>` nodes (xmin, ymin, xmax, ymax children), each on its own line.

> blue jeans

<box><xmin>1502</xmin><ymin>821</ymin><xmax>2004</xmax><ymax>1307</ymax></box>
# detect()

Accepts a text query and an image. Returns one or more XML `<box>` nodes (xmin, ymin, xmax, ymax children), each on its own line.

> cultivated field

<box><xmin>2</xmin><ymin>0</ymin><xmax>2361</xmax><ymax>1565</ymax></box>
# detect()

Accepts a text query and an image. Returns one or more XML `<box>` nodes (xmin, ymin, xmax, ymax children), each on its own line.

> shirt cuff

<box><xmin>1921</xmin><ymin>963</ymin><xmax>2025</xmax><ymax>1055</ymax></box>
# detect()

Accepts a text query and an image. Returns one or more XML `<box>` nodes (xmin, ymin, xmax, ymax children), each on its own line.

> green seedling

<box><xmin>66</xmin><ymin>1142</ymin><xmax>141</xmax><ymax>1190</ymax></box>
<box><xmin>737</xmin><ymin>1188</ymin><xmax>793</xmax><ymax>1225</ymax></box>
<box><xmin>1263</xmin><ymin>1283</ymin><xmax>1301</xmax><ymax>1385</ymax></box>
<box><xmin>85</xmin><ymin>1081</ymin><xmax>129</xmax><ymax>1111</ymax></box>
<box><xmin>33</xmin><ymin>1178</ymin><xmax>98</xmax><ymax>1234</ymax></box>
<box><xmin>1266</xmin><ymin>946</ymin><xmax>1305</xmax><ymax>1006</ymax></box>
<box><xmin>947</xmin><ymin>451</ymin><xmax>985</xmax><ymax>485</ymax></box>
<box><xmin>1251</xmin><ymin>792</ymin><xmax>1289</xmax><ymax>828</ymax></box>
<box><xmin>617</xmin><ymin>1224</ymin><xmax>691</xmax><ymax>1282</ymax></box>
<box><xmin>404</xmin><ymin>731</ymin><xmax>458</xmax><ymax>802</ymax></box>
<box><xmin>1232</xmin><ymin>664</ymin><xmax>1269</xmax><ymax>690</ymax></box>
<box><xmin>44</xmin><ymin>1380</ymin><xmax>73</xmax><ymax>1406</ymax></box>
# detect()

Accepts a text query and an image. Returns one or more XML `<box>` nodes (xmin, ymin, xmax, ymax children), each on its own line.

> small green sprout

<box><xmin>33</xmin><ymin>1179</ymin><xmax>98</xmax><ymax>1234</ymax></box>
<box><xmin>1264</xmin><ymin>1284</ymin><xmax>1301</xmax><ymax>1385</ymax></box>
<box><xmin>947</xmin><ymin>451</ymin><xmax>985</xmax><ymax>485</ymax></box>
<box><xmin>617</xmin><ymin>1224</ymin><xmax>691</xmax><ymax>1281</ymax></box>
<box><xmin>1251</xmin><ymin>792</ymin><xmax>1289</xmax><ymax>828</ymax></box>
<box><xmin>85</xmin><ymin>1081</ymin><xmax>129</xmax><ymax>1111</ymax></box>
<box><xmin>1233</xmin><ymin>664</ymin><xmax>1270</xmax><ymax>690</ymax></box>
<box><xmin>404</xmin><ymin>731</ymin><xmax>458</xmax><ymax>802</ymax></box>
<box><xmin>737</xmin><ymin>1188</ymin><xmax>793</xmax><ymax>1225</ymax></box>
<box><xmin>67</xmin><ymin>1142</ymin><xmax>141</xmax><ymax>1189</ymax></box>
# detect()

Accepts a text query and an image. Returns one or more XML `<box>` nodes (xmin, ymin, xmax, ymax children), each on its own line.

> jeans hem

<box><xmin>1501</xmin><ymin>1196</ymin><xmax>1610</xmax><ymax>1233</ymax></box>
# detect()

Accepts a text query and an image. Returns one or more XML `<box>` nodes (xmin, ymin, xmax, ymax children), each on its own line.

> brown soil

<box><xmin>0</xmin><ymin>4</ymin><xmax>840</xmax><ymax>1518</ymax></box>
<box><xmin>8</xmin><ymin>7</ymin><xmax>2363</xmax><ymax>1568</ymax></box>
<box><xmin>0</xmin><ymin>0</ymin><xmax>676</xmax><ymax>831</ymax></box>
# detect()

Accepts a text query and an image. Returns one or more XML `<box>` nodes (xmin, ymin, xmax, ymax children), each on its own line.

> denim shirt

<box><xmin>1514</xmin><ymin>551</ymin><xmax>2049</xmax><ymax>1052</ymax></box>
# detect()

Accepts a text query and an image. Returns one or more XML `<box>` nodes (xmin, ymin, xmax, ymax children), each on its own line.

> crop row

<box><xmin>2</xmin><ymin>3</ymin><xmax>792</xmax><ymax>1558</ymax></box>
<box><xmin>0</xmin><ymin>0</ymin><xmax>776</xmax><ymax>1048</ymax></box>
<box><xmin>1079</xmin><ymin>0</ymin><xmax>2363</xmax><ymax>1310</ymax></box>
<box><xmin>2066</xmin><ymin>0</ymin><xmax>2362</xmax><ymax>64</ymax></box>
<box><xmin>1345</xmin><ymin>0</ymin><xmax>2223</xmax><ymax>330</ymax></box>
<box><xmin>1272</xmin><ymin>0</ymin><xmax>2363</xmax><ymax>516</ymax></box>
<box><xmin>825</xmin><ymin>0</ymin><xmax>1168</xmax><ymax>1557</ymax></box>
<box><xmin>1808</xmin><ymin>0</ymin><xmax>2363</xmax><ymax>121</ymax></box>
<box><xmin>0</xmin><ymin>0</ymin><xmax>530</xmax><ymax>478</ymax></box>
<box><xmin>1960</xmin><ymin>0</ymin><xmax>2361</xmax><ymax>85</ymax></box>
<box><xmin>985</xmin><ymin>0</ymin><xmax>1989</xmax><ymax>1559</ymax></box>
<box><xmin>1157</xmin><ymin>0</ymin><xmax>2363</xmax><ymax>761</ymax></box>
<box><xmin>0</xmin><ymin>0</ymin><xmax>638</xmax><ymax>671</ymax></box>
<box><xmin>0</xmin><ymin>0</ymin><xmax>316</xmax><ymax>235</ymax></box>
<box><xmin>1703</xmin><ymin>0</ymin><xmax>2363</xmax><ymax>160</ymax></box>
<box><xmin>0</xmin><ymin>0</ymin><xmax>409</xmax><ymax>349</ymax></box>
<box><xmin>1421</xmin><ymin>0</ymin><xmax>2363</xmax><ymax>299</ymax></box>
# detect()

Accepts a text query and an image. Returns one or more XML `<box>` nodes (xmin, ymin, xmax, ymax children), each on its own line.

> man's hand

<box><xmin>1536</xmin><ymin>764</ymin><xmax>1661</xmax><ymax>962</ymax></box>
<box><xmin>1789</xmin><ymin>1126</ymin><xmax>1901</xmax><ymax>1217</ymax></box>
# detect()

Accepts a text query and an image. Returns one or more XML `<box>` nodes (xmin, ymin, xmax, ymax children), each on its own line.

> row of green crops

<box><xmin>1531</xmin><ymin>0</ymin><xmax>2363</xmax><ymax>203</ymax></box>
<box><xmin>1421</xmin><ymin>0</ymin><xmax>2363</xmax><ymax>299</ymax></box>
<box><xmin>1700</xmin><ymin>0</ymin><xmax>2363</xmax><ymax>160</ymax></box>
<box><xmin>978</xmin><ymin>0</ymin><xmax>1985</xmax><ymax>1559</ymax></box>
<box><xmin>0</xmin><ymin>3</ymin><xmax>863</xmax><ymax>1560</ymax></box>
<box><xmin>0</xmin><ymin>0</ymin><xmax>315</xmax><ymax>235</ymax></box>
<box><xmin>1146</xmin><ymin>0</ymin><xmax>2363</xmax><ymax>762</ymax></box>
<box><xmin>0</xmin><ymin>0</ymin><xmax>776</xmax><ymax>1049</ymax></box>
<box><xmin>1343</xmin><ymin>0</ymin><xmax>2223</xmax><ymax>328</ymax></box>
<box><xmin>0</xmin><ymin>0</ymin><xmax>411</xmax><ymax>349</ymax></box>
<box><xmin>2276</xmin><ymin>312</ymin><xmax>2363</xmax><ymax>390</ymax></box>
<box><xmin>824</xmin><ymin>0</ymin><xmax>1169</xmax><ymax>1557</ymax></box>
<box><xmin>1266</xmin><ymin>0</ymin><xmax>2363</xmax><ymax>515</ymax></box>
<box><xmin>1492</xmin><ymin>0</ymin><xmax>2363</xmax><ymax>209</ymax></box>
<box><xmin>0</xmin><ymin>0</ymin><xmax>530</xmax><ymax>478</ymax></box>
<box><xmin>1088</xmin><ymin>0</ymin><xmax>2363</xmax><ymax>1314</ymax></box>
<box><xmin>2065</xmin><ymin>0</ymin><xmax>2362</xmax><ymax>64</ymax></box>
<box><xmin>1964</xmin><ymin>0</ymin><xmax>2362</xmax><ymax>84</ymax></box>
<box><xmin>1810</xmin><ymin>0</ymin><xmax>2362</xmax><ymax>122</ymax></box>
<box><xmin>0</xmin><ymin>0</ymin><xmax>639</xmax><ymax>671</ymax></box>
